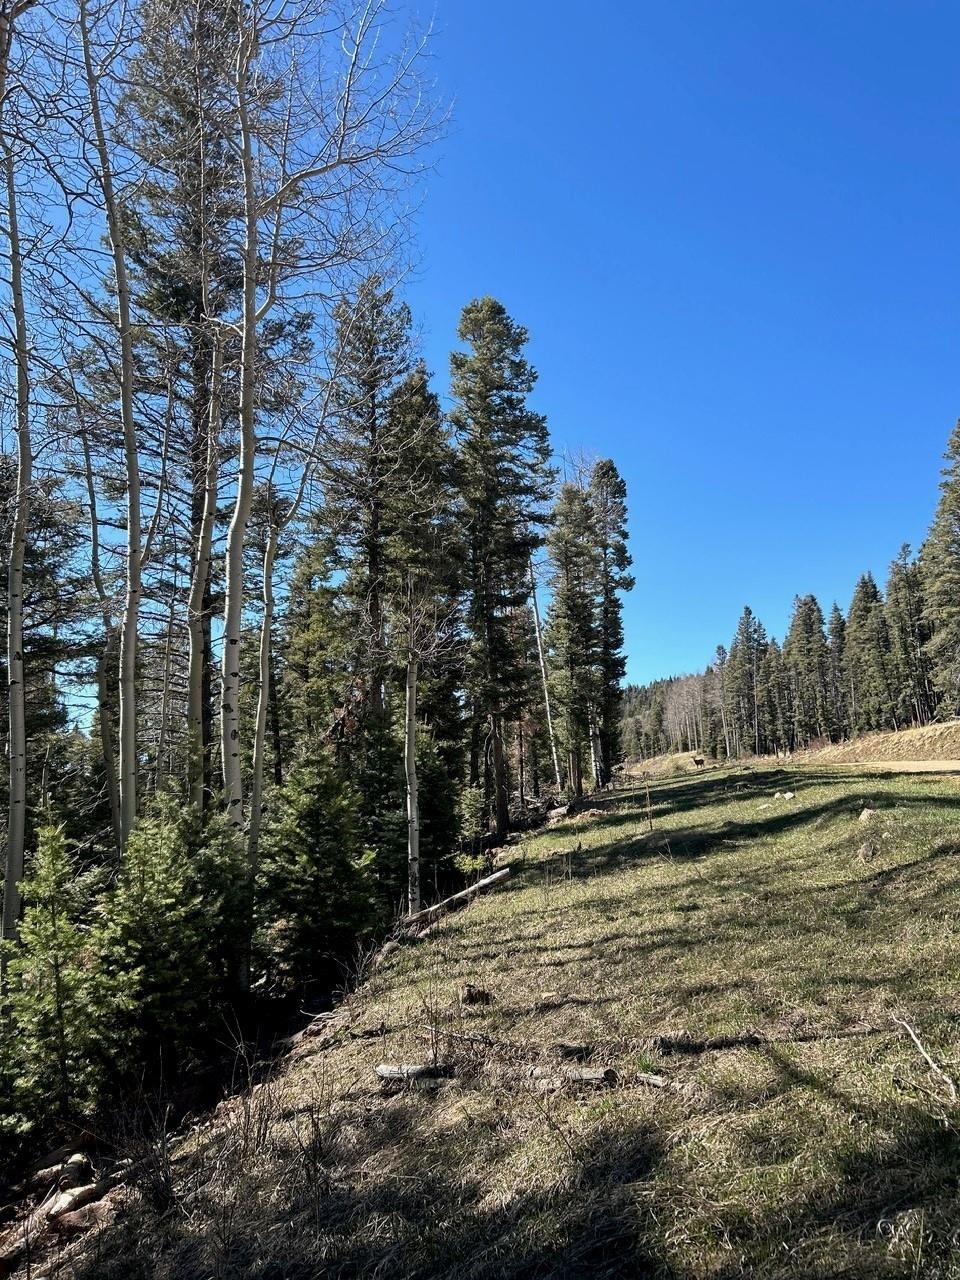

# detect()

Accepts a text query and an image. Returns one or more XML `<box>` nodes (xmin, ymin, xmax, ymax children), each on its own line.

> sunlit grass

<box><xmin>71</xmin><ymin>764</ymin><xmax>960</xmax><ymax>1279</ymax></box>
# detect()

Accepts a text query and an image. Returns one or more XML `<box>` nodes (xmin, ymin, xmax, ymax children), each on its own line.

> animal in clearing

<box><xmin>692</xmin><ymin>755</ymin><xmax>705</xmax><ymax>769</ymax></box>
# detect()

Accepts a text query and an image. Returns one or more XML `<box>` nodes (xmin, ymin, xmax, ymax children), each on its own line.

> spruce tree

<box><xmin>783</xmin><ymin>594</ymin><xmax>830</xmax><ymax>747</ymax></box>
<box><xmin>826</xmin><ymin>603</ymin><xmax>849</xmax><ymax>740</ymax></box>
<box><xmin>922</xmin><ymin>421</ymin><xmax>960</xmax><ymax>713</ymax></box>
<box><xmin>546</xmin><ymin>481</ymin><xmax>601</xmax><ymax>796</ymax></box>
<box><xmin>885</xmin><ymin>545</ymin><xmax>934</xmax><ymax>727</ymax></box>
<box><xmin>588</xmin><ymin>459</ymin><xmax>634</xmax><ymax>784</ymax></box>
<box><xmin>327</xmin><ymin>276</ymin><xmax>413</xmax><ymax>728</ymax></box>
<box><xmin>120</xmin><ymin>0</ymin><xmax>243</xmax><ymax>806</ymax></box>
<box><xmin>4</xmin><ymin>827</ymin><xmax>105</xmax><ymax>1123</ymax></box>
<box><xmin>451</xmin><ymin>298</ymin><xmax>554</xmax><ymax>838</ymax></box>
<box><xmin>845</xmin><ymin>574</ymin><xmax>895</xmax><ymax>733</ymax></box>
<box><xmin>726</xmin><ymin>607</ymin><xmax>768</xmax><ymax>755</ymax></box>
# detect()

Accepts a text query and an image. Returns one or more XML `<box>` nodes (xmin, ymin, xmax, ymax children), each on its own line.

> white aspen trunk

<box><xmin>187</xmin><ymin>337</ymin><xmax>221</xmax><ymax>809</ymax></box>
<box><xmin>79</xmin><ymin>0</ymin><xmax>141</xmax><ymax>845</ymax></box>
<box><xmin>529</xmin><ymin>560</ymin><xmax>562</xmax><ymax>794</ymax></box>
<box><xmin>405</xmin><ymin>627</ymin><xmax>420</xmax><ymax>916</ymax></box>
<box><xmin>221</xmin><ymin>42</ymin><xmax>257</xmax><ymax>830</ymax></box>
<box><xmin>80</xmin><ymin>434</ymin><xmax>122</xmax><ymax>854</ymax></box>
<box><xmin>154</xmin><ymin>595</ymin><xmax>176</xmax><ymax>792</ymax></box>
<box><xmin>1</xmin><ymin>114</ymin><xmax>30</xmax><ymax>950</ymax></box>
<box><xmin>247</xmin><ymin>521</ymin><xmax>278</xmax><ymax>876</ymax></box>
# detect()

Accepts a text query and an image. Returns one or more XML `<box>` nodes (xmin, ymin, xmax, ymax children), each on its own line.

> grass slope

<box><xmin>59</xmin><ymin>766</ymin><xmax>960</xmax><ymax>1279</ymax></box>
<box><xmin>800</xmin><ymin>721</ymin><xmax>960</xmax><ymax>765</ymax></box>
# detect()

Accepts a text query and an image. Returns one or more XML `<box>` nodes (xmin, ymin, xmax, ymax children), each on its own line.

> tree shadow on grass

<box><xmin>72</xmin><ymin>1092</ymin><xmax>674</xmax><ymax>1280</ymax></box>
<box><xmin>706</xmin><ymin>1047</ymin><xmax>960</xmax><ymax>1278</ymax></box>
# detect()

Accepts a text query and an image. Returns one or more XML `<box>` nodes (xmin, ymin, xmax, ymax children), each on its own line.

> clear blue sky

<box><xmin>404</xmin><ymin>1</ymin><xmax>960</xmax><ymax>685</ymax></box>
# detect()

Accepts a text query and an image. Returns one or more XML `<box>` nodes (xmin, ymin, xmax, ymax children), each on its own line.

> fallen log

<box><xmin>402</xmin><ymin>868</ymin><xmax>511</xmax><ymax>929</ymax></box>
<box><xmin>375</xmin><ymin>1063</ymin><xmax>452</xmax><ymax>1091</ymax></box>
<box><xmin>0</xmin><ymin>1171</ymin><xmax>126</xmax><ymax>1275</ymax></box>
<box><xmin>375</xmin><ymin>1063</ymin><xmax>450</xmax><ymax>1081</ymax></box>
<box><xmin>19</xmin><ymin>1151</ymin><xmax>91</xmax><ymax>1196</ymax></box>
<box><xmin>45</xmin><ymin>1174</ymin><xmax>123</xmax><ymax>1223</ymax></box>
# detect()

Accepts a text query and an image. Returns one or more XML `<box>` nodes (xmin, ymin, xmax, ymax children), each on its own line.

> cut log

<box><xmin>375</xmin><ymin>1062</ymin><xmax>451</xmax><ymax>1091</ymax></box>
<box><xmin>402</xmin><ymin>869</ymin><xmax>511</xmax><ymax>928</ymax></box>
<box><xmin>46</xmin><ymin>1176</ymin><xmax>121</xmax><ymax>1222</ymax></box>
<box><xmin>22</xmin><ymin>1151</ymin><xmax>91</xmax><ymax>1195</ymax></box>
<box><xmin>531</xmin><ymin>1065</ymin><xmax>616</xmax><ymax>1086</ymax></box>
<box><xmin>375</xmin><ymin>1063</ymin><xmax>450</xmax><ymax>1081</ymax></box>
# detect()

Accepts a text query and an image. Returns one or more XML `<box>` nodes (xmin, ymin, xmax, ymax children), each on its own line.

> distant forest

<box><xmin>623</xmin><ymin>418</ymin><xmax>960</xmax><ymax>761</ymax></box>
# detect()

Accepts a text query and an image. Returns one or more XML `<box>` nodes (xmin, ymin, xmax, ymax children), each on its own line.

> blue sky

<box><xmin>404</xmin><ymin>1</ymin><xmax>960</xmax><ymax>685</ymax></box>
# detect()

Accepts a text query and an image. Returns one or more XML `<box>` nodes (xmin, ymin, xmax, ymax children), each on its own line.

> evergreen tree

<box><xmin>588</xmin><ymin>459</ymin><xmax>634</xmax><ymax>784</ymax></box>
<box><xmin>256</xmin><ymin>762</ymin><xmax>376</xmax><ymax>987</ymax></box>
<box><xmin>922</xmin><ymin>420</ymin><xmax>960</xmax><ymax>713</ymax></box>
<box><xmin>845</xmin><ymin>574</ymin><xmax>895</xmax><ymax>733</ymax></box>
<box><xmin>4</xmin><ymin>827</ymin><xmax>105</xmax><ymax>1124</ymax></box>
<box><xmin>783</xmin><ymin>594</ymin><xmax>830</xmax><ymax>747</ymax></box>
<box><xmin>885</xmin><ymin>545</ymin><xmax>934</xmax><ymax>727</ymax></box>
<box><xmin>451</xmin><ymin>298</ymin><xmax>554</xmax><ymax>838</ymax></box>
<box><xmin>94</xmin><ymin>807</ymin><xmax>242</xmax><ymax>1086</ymax></box>
<box><xmin>759</xmin><ymin>639</ymin><xmax>790</xmax><ymax>755</ymax></box>
<box><xmin>328</xmin><ymin>276</ymin><xmax>413</xmax><ymax>729</ymax></box>
<box><xmin>120</xmin><ymin>0</ymin><xmax>243</xmax><ymax>806</ymax></box>
<box><xmin>546</xmin><ymin>481</ymin><xmax>601</xmax><ymax>796</ymax></box>
<box><xmin>826</xmin><ymin>603</ymin><xmax>849</xmax><ymax>740</ymax></box>
<box><xmin>726</xmin><ymin>607</ymin><xmax>768</xmax><ymax>755</ymax></box>
<box><xmin>382</xmin><ymin>362</ymin><xmax>464</xmax><ymax>891</ymax></box>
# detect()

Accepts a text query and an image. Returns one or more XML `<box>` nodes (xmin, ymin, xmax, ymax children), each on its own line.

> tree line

<box><xmin>624</xmin><ymin>420</ymin><xmax>960</xmax><ymax>760</ymax></box>
<box><xmin>0</xmin><ymin>0</ymin><xmax>632</xmax><ymax>1150</ymax></box>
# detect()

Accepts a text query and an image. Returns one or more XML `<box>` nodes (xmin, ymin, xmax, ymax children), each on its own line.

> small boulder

<box><xmin>782</xmin><ymin>791</ymin><xmax>795</xmax><ymax>800</ymax></box>
<box><xmin>859</xmin><ymin>808</ymin><xmax>878</xmax><ymax>823</ymax></box>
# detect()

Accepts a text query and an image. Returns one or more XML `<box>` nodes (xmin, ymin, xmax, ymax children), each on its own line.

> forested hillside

<box><xmin>623</xmin><ymin>422</ymin><xmax>960</xmax><ymax>761</ymax></box>
<box><xmin>0</xmin><ymin>0</ymin><xmax>635</xmax><ymax>1167</ymax></box>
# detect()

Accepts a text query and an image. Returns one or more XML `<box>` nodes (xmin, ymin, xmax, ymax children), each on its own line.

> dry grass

<box><xmin>800</xmin><ymin>721</ymin><xmax>960</xmax><ymax>765</ymax></box>
<box><xmin>36</xmin><ymin>765</ymin><xmax>960</xmax><ymax>1279</ymax></box>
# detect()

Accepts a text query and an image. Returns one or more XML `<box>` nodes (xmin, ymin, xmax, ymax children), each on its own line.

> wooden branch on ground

<box><xmin>402</xmin><ymin>868</ymin><xmax>511</xmax><ymax>929</ymax></box>
<box><xmin>893</xmin><ymin>1016</ymin><xmax>958</xmax><ymax>1101</ymax></box>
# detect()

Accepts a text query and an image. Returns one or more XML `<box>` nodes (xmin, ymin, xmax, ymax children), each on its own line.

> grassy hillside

<box><xmin>31</xmin><ymin>765</ymin><xmax>960</xmax><ymax>1279</ymax></box>
<box><xmin>800</xmin><ymin>721</ymin><xmax>960</xmax><ymax>765</ymax></box>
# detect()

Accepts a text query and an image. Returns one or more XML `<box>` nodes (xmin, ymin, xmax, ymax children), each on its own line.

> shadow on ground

<box><xmin>72</xmin><ymin>1099</ymin><xmax>673</xmax><ymax>1280</ymax></box>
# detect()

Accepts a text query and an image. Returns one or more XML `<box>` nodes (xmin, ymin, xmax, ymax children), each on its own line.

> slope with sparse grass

<box><xmin>18</xmin><ymin>764</ymin><xmax>960</xmax><ymax>1280</ymax></box>
<box><xmin>798</xmin><ymin>721</ymin><xmax>960</xmax><ymax>767</ymax></box>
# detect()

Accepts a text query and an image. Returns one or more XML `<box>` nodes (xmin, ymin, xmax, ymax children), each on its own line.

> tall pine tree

<box><xmin>451</xmin><ymin>298</ymin><xmax>554</xmax><ymax>838</ymax></box>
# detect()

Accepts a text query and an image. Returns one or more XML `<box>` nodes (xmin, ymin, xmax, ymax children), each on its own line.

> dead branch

<box><xmin>893</xmin><ymin>1015</ymin><xmax>958</xmax><ymax>1101</ymax></box>
<box><xmin>402</xmin><ymin>868</ymin><xmax>511</xmax><ymax>929</ymax></box>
